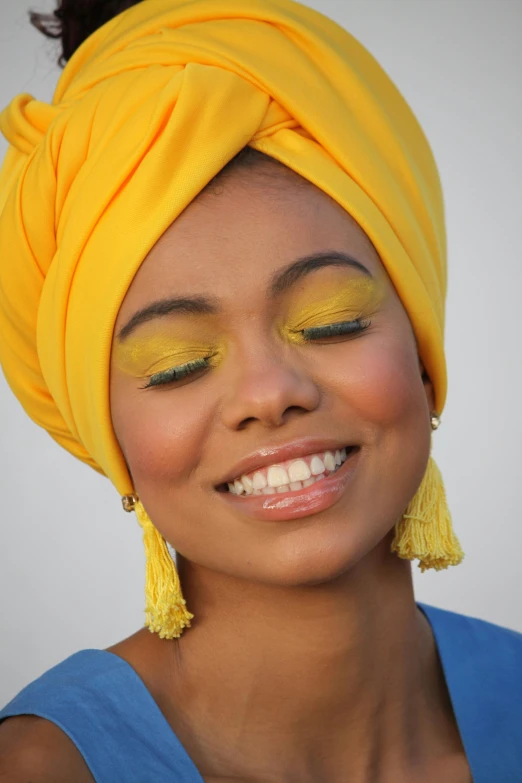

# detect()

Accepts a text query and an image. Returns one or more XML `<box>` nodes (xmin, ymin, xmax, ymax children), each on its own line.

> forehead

<box><xmin>115</xmin><ymin>167</ymin><xmax>385</xmax><ymax>328</ymax></box>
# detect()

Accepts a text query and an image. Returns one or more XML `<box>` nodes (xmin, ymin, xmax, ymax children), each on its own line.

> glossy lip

<box><xmin>219</xmin><ymin>447</ymin><xmax>360</xmax><ymax>522</ymax></box>
<box><xmin>215</xmin><ymin>437</ymin><xmax>354</xmax><ymax>487</ymax></box>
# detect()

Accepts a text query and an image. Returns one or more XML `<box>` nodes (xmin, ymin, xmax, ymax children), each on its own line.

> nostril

<box><xmin>236</xmin><ymin>417</ymin><xmax>258</xmax><ymax>431</ymax></box>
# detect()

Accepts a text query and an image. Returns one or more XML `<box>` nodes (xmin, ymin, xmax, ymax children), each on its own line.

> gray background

<box><xmin>1</xmin><ymin>0</ymin><xmax>521</xmax><ymax>705</ymax></box>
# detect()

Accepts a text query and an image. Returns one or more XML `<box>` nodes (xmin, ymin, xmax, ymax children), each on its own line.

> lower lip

<box><xmin>219</xmin><ymin>449</ymin><xmax>360</xmax><ymax>522</ymax></box>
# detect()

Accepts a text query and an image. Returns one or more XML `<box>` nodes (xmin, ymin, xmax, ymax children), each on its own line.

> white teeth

<box><xmin>252</xmin><ymin>471</ymin><xmax>267</xmax><ymax>490</ymax></box>
<box><xmin>228</xmin><ymin>447</ymin><xmax>351</xmax><ymax>495</ymax></box>
<box><xmin>310</xmin><ymin>456</ymin><xmax>325</xmax><ymax>476</ymax></box>
<box><xmin>267</xmin><ymin>465</ymin><xmax>290</xmax><ymax>488</ymax></box>
<box><xmin>323</xmin><ymin>451</ymin><xmax>336</xmax><ymax>471</ymax></box>
<box><xmin>287</xmin><ymin>459</ymin><xmax>311</xmax><ymax>482</ymax></box>
<box><xmin>241</xmin><ymin>475</ymin><xmax>254</xmax><ymax>494</ymax></box>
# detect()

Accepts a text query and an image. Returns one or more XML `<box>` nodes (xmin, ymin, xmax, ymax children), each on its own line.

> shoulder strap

<box><xmin>0</xmin><ymin>649</ymin><xmax>204</xmax><ymax>783</ymax></box>
<box><xmin>420</xmin><ymin>603</ymin><xmax>522</xmax><ymax>783</ymax></box>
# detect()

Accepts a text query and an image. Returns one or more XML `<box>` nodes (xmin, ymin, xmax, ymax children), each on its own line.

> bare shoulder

<box><xmin>0</xmin><ymin>715</ymin><xmax>95</xmax><ymax>783</ymax></box>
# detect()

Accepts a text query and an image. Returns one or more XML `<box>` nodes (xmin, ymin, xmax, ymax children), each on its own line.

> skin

<box><xmin>108</xmin><ymin>163</ymin><xmax>471</xmax><ymax>783</ymax></box>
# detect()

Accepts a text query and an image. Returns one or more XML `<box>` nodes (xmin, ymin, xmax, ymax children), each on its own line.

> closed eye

<box><xmin>140</xmin><ymin>319</ymin><xmax>370</xmax><ymax>389</ymax></box>
<box><xmin>300</xmin><ymin>318</ymin><xmax>371</xmax><ymax>341</ymax></box>
<box><xmin>141</xmin><ymin>357</ymin><xmax>212</xmax><ymax>389</ymax></box>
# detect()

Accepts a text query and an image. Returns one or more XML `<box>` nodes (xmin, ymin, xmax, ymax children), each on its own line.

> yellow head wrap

<box><xmin>1</xmin><ymin>0</ymin><xmax>463</xmax><ymax>638</ymax></box>
<box><xmin>0</xmin><ymin>0</ymin><xmax>447</xmax><ymax>499</ymax></box>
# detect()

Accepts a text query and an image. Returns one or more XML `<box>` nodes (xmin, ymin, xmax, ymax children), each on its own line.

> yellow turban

<box><xmin>0</xmin><ymin>0</ymin><xmax>447</xmax><ymax>498</ymax></box>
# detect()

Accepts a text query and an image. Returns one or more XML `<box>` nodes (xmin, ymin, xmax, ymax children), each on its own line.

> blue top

<box><xmin>1</xmin><ymin>603</ymin><xmax>521</xmax><ymax>782</ymax></box>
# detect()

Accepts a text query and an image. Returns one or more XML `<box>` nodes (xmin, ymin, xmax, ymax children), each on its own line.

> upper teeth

<box><xmin>227</xmin><ymin>448</ymin><xmax>348</xmax><ymax>496</ymax></box>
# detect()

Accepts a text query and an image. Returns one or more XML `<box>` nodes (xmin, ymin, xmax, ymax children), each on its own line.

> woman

<box><xmin>0</xmin><ymin>0</ymin><xmax>520</xmax><ymax>780</ymax></box>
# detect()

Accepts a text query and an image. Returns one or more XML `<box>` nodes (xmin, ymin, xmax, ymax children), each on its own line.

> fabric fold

<box><xmin>0</xmin><ymin>0</ymin><xmax>448</xmax><ymax>495</ymax></box>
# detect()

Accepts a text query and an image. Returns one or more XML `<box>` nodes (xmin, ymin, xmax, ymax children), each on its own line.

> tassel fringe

<box><xmin>134</xmin><ymin>500</ymin><xmax>194</xmax><ymax>639</ymax></box>
<box><xmin>391</xmin><ymin>456</ymin><xmax>464</xmax><ymax>572</ymax></box>
<box><xmin>129</xmin><ymin>454</ymin><xmax>460</xmax><ymax>637</ymax></box>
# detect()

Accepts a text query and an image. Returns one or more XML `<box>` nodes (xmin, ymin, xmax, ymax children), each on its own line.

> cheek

<box><xmin>110</xmin><ymin>378</ymin><xmax>212</xmax><ymax>487</ymax></box>
<box><xmin>325</xmin><ymin>328</ymin><xmax>425</xmax><ymax>427</ymax></box>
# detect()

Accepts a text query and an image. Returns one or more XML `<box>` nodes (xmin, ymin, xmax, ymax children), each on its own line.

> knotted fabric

<box><xmin>0</xmin><ymin>0</ymin><xmax>447</xmax><ymax>497</ymax></box>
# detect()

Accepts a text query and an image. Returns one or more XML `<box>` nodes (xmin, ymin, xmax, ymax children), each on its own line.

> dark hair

<box><xmin>29</xmin><ymin>0</ymin><xmax>144</xmax><ymax>67</ymax></box>
<box><xmin>29</xmin><ymin>1</ymin><xmax>286</xmax><ymax>177</ymax></box>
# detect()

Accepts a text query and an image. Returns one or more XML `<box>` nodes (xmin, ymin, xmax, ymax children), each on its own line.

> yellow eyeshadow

<box><xmin>113</xmin><ymin>332</ymin><xmax>221</xmax><ymax>377</ymax></box>
<box><xmin>282</xmin><ymin>277</ymin><xmax>383</xmax><ymax>342</ymax></box>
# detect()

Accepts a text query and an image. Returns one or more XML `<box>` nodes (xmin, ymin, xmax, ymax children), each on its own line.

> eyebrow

<box><xmin>117</xmin><ymin>251</ymin><xmax>371</xmax><ymax>341</ymax></box>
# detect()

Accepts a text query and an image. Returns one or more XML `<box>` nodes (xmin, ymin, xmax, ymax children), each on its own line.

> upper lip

<box><xmin>216</xmin><ymin>437</ymin><xmax>352</xmax><ymax>487</ymax></box>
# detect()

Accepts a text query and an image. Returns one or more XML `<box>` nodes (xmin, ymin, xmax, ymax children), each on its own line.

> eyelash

<box><xmin>141</xmin><ymin>319</ymin><xmax>371</xmax><ymax>388</ymax></box>
<box><xmin>141</xmin><ymin>357</ymin><xmax>210</xmax><ymax>389</ymax></box>
<box><xmin>300</xmin><ymin>318</ymin><xmax>371</xmax><ymax>342</ymax></box>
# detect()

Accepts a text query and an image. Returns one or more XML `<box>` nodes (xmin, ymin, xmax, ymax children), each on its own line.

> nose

<box><xmin>220</xmin><ymin>342</ymin><xmax>321</xmax><ymax>431</ymax></box>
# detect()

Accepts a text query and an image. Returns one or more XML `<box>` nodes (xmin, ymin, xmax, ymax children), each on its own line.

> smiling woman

<box><xmin>0</xmin><ymin>1</ymin><xmax>521</xmax><ymax>782</ymax></box>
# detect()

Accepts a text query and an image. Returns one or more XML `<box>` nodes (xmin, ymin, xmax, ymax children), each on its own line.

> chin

<box><xmin>256</xmin><ymin>529</ymin><xmax>380</xmax><ymax>588</ymax></box>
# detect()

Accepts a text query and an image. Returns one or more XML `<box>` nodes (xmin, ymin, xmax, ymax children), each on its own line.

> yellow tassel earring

<box><xmin>122</xmin><ymin>494</ymin><xmax>194</xmax><ymax>639</ymax></box>
<box><xmin>391</xmin><ymin>413</ymin><xmax>464</xmax><ymax>572</ymax></box>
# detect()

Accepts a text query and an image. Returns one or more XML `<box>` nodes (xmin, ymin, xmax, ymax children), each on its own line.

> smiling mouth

<box><xmin>216</xmin><ymin>447</ymin><xmax>356</xmax><ymax>497</ymax></box>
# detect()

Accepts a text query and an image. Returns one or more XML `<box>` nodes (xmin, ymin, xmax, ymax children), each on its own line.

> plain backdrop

<box><xmin>1</xmin><ymin>0</ymin><xmax>521</xmax><ymax>706</ymax></box>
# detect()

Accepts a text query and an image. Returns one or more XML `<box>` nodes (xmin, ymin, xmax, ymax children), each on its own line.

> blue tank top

<box><xmin>1</xmin><ymin>603</ymin><xmax>522</xmax><ymax>782</ymax></box>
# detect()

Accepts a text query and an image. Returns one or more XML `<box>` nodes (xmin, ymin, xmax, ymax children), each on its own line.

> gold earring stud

<box><xmin>122</xmin><ymin>493</ymin><xmax>138</xmax><ymax>512</ymax></box>
<box><xmin>430</xmin><ymin>412</ymin><xmax>441</xmax><ymax>431</ymax></box>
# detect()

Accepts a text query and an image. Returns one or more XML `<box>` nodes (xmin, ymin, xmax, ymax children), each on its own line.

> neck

<box><xmin>160</xmin><ymin>541</ymin><xmax>457</xmax><ymax>782</ymax></box>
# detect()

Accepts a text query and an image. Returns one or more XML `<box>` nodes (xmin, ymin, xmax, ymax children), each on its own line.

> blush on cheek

<box><xmin>116</xmin><ymin>394</ymin><xmax>209</xmax><ymax>488</ymax></box>
<box><xmin>326</xmin><ymin>330</ymin><xmax>426</xmax><ymax>430</ymax></box>
<box><xmin>354</xmin><ymin>346</ymin><xmax>424</xmax><ymax>424</ymax></box>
